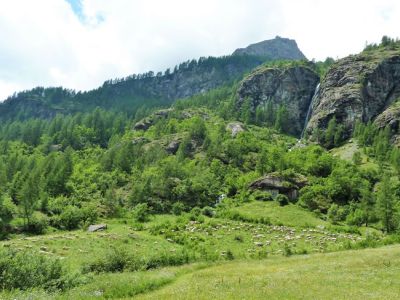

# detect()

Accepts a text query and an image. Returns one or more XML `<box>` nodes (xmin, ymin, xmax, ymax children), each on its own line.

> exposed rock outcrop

<box><xmin>233</xmin><ymin>36</ymin><xmax>306</xmax><ymax>60</ymax></box>
<box><xmin>305</xmin><ymin>51</ymin><xmax>400</xmax><ymax>138</ymax></box>
<box><xmin>166</xmin><ymin>139</ymin><xmax>181</xmax><ymax>154</ymax></box>
<box><xmin>226</xmin><ymin>122</ymin><xmax>246</xmax><ymax>137</ymax></box>
<box><xmin>236</xmin><ymin>65</ymin><xmax>320</xmax><ymax>136</ymax></box>
<box><xmin>249</xmin><ymin>173</ymin><xmax>308</xmax><ymax>201</ymax></box>
<box><xmin>133</xmin><ymin>109</ymin><xmax>173</xmax><ymax>131</ymax></box>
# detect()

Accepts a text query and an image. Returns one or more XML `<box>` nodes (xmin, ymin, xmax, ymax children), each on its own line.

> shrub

<box><xmin>251</xmin><ymin>190</ymin><xmax>273</xmax><ymax>201</ymax></box>
<box><xmin>201</xmin><ymin>206</ymin><xmax>215</xmax><ymax>217</ymax></box>
<box><xmin>226</xmin><ymin>249</ymin><xmax>234</xmax><ymax>260</ymax></box>
<box><xmin>283</xmin><ymin>243</ymin><xmax>293</xmax><ymax>257</ymax></box>
<box><xmin>276</xmin><ymin>194</ymin><xmax>289</xmax><ymax>206</ymax></box>
<box><xmin>25</xmin><ymin>213</ymin><xmax>49</xmax><ymax>234</ymax></box>
<box><xmin>132</xmin><ymin>203</ymin><xmax>150</xmax><ymax>222</ymax></box>
<box><xmin>83</xmin><ymin>247</ymin><xmax>193</xmax><ymax>274</ymax></box>
<box><xmin>171</xmin><ymin>202</ymin><xmax>185</xmax><ymax>215</ymax></box>
<box><xmin>189</xmin><ymin>207</ymin><xmax>204</xmax><ymax>222</ymax></box>
<box><xmin>57</xmin><ymin>205</ymin><xmax>83</xmax><ymax>230</ymax></box>
<box><xmin>327</xmin><ymin>204</ymin><xmax>347</xmax><ymax>224</ymax></box>
<box><xmin>0</xmin><ymin>249</ymin><xmax>79</xmax><ymax>291</ymax></box>
<box><xmin>83</xmin><ymin>247</ymin><xmax>130</xmax><ymax>273</ymax></box>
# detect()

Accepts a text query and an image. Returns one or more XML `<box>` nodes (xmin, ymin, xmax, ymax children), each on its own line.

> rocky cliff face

<box><xmin>233</xmin><ymin>36</ymin><xmax>306</xmax><ymax>61</ymax></box>
<box><xmin>305</xmin><ymin>50</ymin><xmax>400</xmax><ymax>138</ymax></box>
<box><xmin>236</xmin><ymin>65</ymin><xmax>319</xmax><ymax>136</ymax></box>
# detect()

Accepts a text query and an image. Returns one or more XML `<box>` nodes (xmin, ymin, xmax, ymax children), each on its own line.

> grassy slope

<box><xmin>1</xmin><ymin>200</ymin><xmax>382</xmax><ymax>299</ymax></box>
<box><xmin>139</xmin><ymin>245</ymin><xmax>400</xmax><ymax>300</ymax></box>
<box><xmin>329</xmin><ymin>139</ymin><xmax>380</xmax><ymax>171</ymax></box>
<box><xmin>227</xmin><ymin>201</ymin><xmax>327</xmax><ymax>227</ymax></box>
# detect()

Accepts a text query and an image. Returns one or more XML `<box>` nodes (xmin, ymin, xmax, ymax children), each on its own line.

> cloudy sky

<box><xmin>0</xmin><ymin>0</ymin><xmax>399</xmax><ymax>100</ymax></box>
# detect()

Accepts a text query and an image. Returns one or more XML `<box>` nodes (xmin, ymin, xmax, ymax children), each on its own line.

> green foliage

<box><xmin>83</xmin><ymin>246</ymin><xmax>193</xmax><ymax>274</ymax></box>
<box><xmin>132</xmin><ymin>203</ymin><xmax>150</xmax><ymax>222</ymax></box>
<box><xmin>352</xmin><ymin>151</ymin><xmax>362</xmax><ymax>165</ymax></box>
<box><xmin>376</xmin><ymin>175</ymin><xmax>398</xmax><ymax>233</ymax></box>
<box><xmin>171</xmin><ymin>202</ymin><xmax>186</xmax><ymax>215</ymax></box>
<box><xmin>0</xmin><ymin>249</ymin><xmax>78</xmax><ymax>291</ymax></box>
<box><xmin>275</xmin><ymin>194</ymin><xmax>289</xmax><ymax>206</ymax></box>
<box><xmin>56</xmin><ymin>205</ymin><xmax>84</xmax><ymax>230</ymax></box>
<box><xmin>327</xmin><ymin>204</ymin><xmax>346</xmax><ymax>224</ymax></box>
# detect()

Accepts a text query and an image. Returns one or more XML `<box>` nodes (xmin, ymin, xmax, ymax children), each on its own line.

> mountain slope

<box><xmin>0</xmin><ymin>37</ymin><xmax>306</xmax><ymax>122</ymax></box>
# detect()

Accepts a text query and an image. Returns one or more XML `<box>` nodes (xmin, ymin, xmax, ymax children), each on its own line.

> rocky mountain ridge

<box><xmin>0</xmin><ymin>37</ymin><xmax>306</xmax><ymax>122</ymax></box>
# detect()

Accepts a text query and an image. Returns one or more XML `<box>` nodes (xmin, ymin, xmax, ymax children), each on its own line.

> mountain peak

<box><xmin>233</xmin><ymin>36</ymin><xmax>306</xmax><ymax>60</ymax></box>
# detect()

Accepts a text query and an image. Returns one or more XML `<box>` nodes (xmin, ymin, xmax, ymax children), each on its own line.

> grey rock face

<box><xmin>233</xmin><ymin>36</ymin><xmax>306</xmax><ymax>61</ymax></box>
<box><xmin>305</xmin><ymin>53</ymin><xmax>400</xmax><ymax>138</ymax></box>
<box><xmin>236</xmin><ymin>66</ymin><xmax>320</xmax><ymax>136</ymax></box>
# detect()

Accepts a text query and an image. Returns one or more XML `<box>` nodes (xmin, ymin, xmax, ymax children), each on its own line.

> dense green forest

<box><xmin>0</xmin><ymin>59</ymin><xmax>398</xmax><ymax>238</ymax></box>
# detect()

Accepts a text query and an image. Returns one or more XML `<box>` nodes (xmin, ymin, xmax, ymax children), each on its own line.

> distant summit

<box><xmin>233</xmin><ymin>36</ymin><xmax>306</xmax><ymax>60</ymax></box>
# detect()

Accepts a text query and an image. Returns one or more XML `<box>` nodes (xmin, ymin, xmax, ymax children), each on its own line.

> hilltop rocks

<box><xmin>305</xmin><ymin>53</ymin><xmax>400</xmax><ymax>138</ymax></box>
<box><xmin>250</xmin><ymin>173</ymin><xmax>308</xmax><ymax>201</ymax></box>
<box><xmin>233</xmin><ymin>36</ymin><xmax>306</xmax><ymax>61</ymax></box>
<box><xmin>236</xmin><ymin>65</ymin><xmax>320</xmax><ymax>136</ymax></box>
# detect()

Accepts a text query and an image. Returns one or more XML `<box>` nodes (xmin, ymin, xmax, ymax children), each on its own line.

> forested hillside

<box><xmin>1</xmin><ymin>37</ymin><xmax>400</xmax><ymax>299</ymax></box>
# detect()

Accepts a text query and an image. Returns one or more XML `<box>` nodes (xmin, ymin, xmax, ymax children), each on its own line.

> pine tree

<box><xmin>376</xmin><ymin>175</ymin><xmax>397</xmax><ymax>233</ymax></box>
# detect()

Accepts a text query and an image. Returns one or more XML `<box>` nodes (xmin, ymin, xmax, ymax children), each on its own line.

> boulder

<box><xmin>236</xmin><ymin>65</ymin><xmax>319</xmax><ymax>136</ymax></box>
<box><xmin>166</xmin><ymin>139</ymin><xmax>181</xmax><ymax>154</ymax></box>
<box><xmin>249</xmin><ymin>173</ymin><xmax>308</xmax><ymax>201</ymax></box>
<box><xmin>226</xmin><ymin>122</ymin><xmax>245</xmax><ymax>137</ymax></box>
<box><xmin>88</xmin><ymin>224</ymin><xmax>107</xmax><ymax>232</ymax></box>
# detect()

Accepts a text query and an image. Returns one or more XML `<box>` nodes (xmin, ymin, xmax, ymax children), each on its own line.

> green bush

<box><xmin>83</xmin><ymin>247</ymin><xmax>130</xmax><ymax>273</ymax></box>
<box><xmin>171</xmin><ymin>202</ymin><xmax>186</xmax><ymax>215</ymax></box>
<box><xmin>189</xmin><ymin>207</ymin><xmax>205</xmax><ymax>222</ymax></box>
<box><xmin>132</xmin><ymin>203</ymin><xmax>150</xmax><ymax>222</ymax></box>
<box><xmin>25</xmin><ymin>213</ymin><xmax>49</xmax><ymax>234</ymax></box>
<box><xmin>275</xmin><ymin>194</ymin><xmax>289</xmax><ymax>206</ymax></box>
<box><xmin>201</xmin><ymin>206</ymin><xmax>215</xmax><ymax>217</ymax></box>
<box><xmin>57</xmin><ymin>205</ymin><xmax>83</xmax><ymax>230</ymax></box>
<box><xmin>83</xmin><ymin>247</ymin><xmax>193</xmax><ymax>274</ymax></box>
<box><xmin>251</xmin><ymin>190</ymin><xmax>273</xmax><ymax>201</ymax></box>
<box><xmin>0</xmin><ymin>249</ymin><xmax>79</xmax><ymax>291</ymax></box>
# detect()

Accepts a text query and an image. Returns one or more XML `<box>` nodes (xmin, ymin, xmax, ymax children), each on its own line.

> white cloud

<box><xmin>0</xmin><ymin>0</ymin><xmax>399</xmax><ymax>100</ymax></box>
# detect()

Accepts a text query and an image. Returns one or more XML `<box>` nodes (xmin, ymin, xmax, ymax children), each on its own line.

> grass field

<box><xmin>138</xmin><ymin>245</ymin><xmax>400</xmax><ymax>300</ymax></box>
<box><xmin>0</xmin><ymin>200</ymin><xmax>395</xmax><ymax>299</ymax></box>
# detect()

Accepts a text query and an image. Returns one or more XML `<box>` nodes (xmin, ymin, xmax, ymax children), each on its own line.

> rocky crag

<box><xmin>236</xmin><ymin>64</ymin><xmax>320</xmax><ymax>136</ymax></box>
<box><xmin>304</xmin><ymin>47</ymin><xmax>400</xmax><ymax>139</ymax></box>
<box><xmin>233</xmin><ymin>36</ymin><xmax>306</xmax><ymax>61</ymax></box>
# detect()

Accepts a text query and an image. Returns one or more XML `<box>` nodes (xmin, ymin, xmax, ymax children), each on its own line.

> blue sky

<box><xmin>65</xmin><ymin>0</ymin><xmax>84</xmax><ymax>20</ymax></box>
<box><xmin>0</xmin><ymin>0</ymin><xmax>399</xmax><ymax>100</ymax></box>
